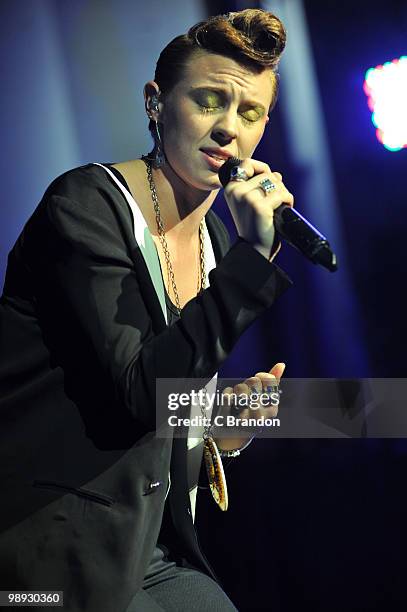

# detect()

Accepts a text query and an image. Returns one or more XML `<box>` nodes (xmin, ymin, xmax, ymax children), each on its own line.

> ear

<box><xmin>144</xmin><ymin>81</ymin><xmax>162</xmax><ymax>122</ymax></box>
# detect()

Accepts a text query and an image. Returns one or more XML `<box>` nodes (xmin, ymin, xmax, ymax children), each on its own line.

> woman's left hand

<box><xmin>214</xmin><ymin>362</ymin><xmax>286</xmax><ymax>451</ymax></box>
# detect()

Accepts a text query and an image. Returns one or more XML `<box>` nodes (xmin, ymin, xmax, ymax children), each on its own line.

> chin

<box><xmin>198</xmin><ymin>165</ymin><xmax>223</xmax><ymax>185</ymax></box>
<box><xmin>182</xmin><ymin>168</ymin><xmax>221</xmax><ymax>192</ymax></box>
<box><xmin>168</xmin><ymin>156</ymin><xmax>221</xmax><ymax>192</ymax></box>
<box><xmin>196</xmin><ymin>174</ymin><xmax>222</xmax><ymax>192</ymax></box>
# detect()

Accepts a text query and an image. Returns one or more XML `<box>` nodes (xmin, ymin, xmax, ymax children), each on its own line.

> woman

<box><xmin>0</xmin><ymin>8</ymin><xmax>294</xmax><ymax>612</ymax></box>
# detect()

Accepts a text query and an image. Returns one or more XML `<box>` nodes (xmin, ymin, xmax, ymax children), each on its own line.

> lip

<box><xmin>200</xmin><ymin>148</ymin><xmax>234</xmax><ymax>160</ymax></box>
<box><xmin>200</xmin><ymin>148</ymin><xmax>234</xmax><ymax>171</ymax></box>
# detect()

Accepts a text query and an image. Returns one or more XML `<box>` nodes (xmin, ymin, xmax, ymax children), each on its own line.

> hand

<box><xmin>223</xmin><ymin>158</ymin><xmax>294</xmax><ymax>261</ymax></box>
<box><xmin>214</xmin><ymin>362</ymin><xmax>286</xmax><ymax>450</ymax></box>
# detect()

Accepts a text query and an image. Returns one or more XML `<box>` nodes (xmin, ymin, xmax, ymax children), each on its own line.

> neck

<box><xmin>146</xmin><ymin>158</ymin><xmax>219</xmax><ymax>242</ymax></box>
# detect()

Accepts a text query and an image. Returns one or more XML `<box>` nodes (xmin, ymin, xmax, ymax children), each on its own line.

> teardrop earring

<box><xmin>143</xmin><ymin>94</ymin><xmax>166</xmax><ymax>169</ymax></box>
<box><xmin>151</xmin><ymin>120</ymin><xmax>166</xmax><ymax>169</ymax></box>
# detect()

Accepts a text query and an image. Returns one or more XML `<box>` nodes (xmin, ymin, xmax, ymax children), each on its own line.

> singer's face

<box><xmin>158</xmin><ymin>51</ymin><xmax>275</xmax><ymax>191</ymax></box>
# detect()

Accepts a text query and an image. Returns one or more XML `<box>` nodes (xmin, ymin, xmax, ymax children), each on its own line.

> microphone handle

<box><xmin>218</xmin><ymin>157</ymin><xmax>338</xmax><ymax>272</ymax></box>
<box><xmin>274</xmin><ymin>205</ymin><xmax>337</xmax><ymax>272</ymax></box>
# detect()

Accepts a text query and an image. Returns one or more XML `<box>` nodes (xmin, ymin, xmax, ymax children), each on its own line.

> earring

<box><xmin>149</xmin><ymin>94</ymin><xmax>159</xmax><ymax>113</ymax></box>
<box><xmin>145</xmin><ymin>94</ymin><xmax>165</xmax><ymax>168</ymax></box>
<box><xmin>151</xmin><ymin>120</ymin><xmax>166</xmax><ymax>168</ymax></box>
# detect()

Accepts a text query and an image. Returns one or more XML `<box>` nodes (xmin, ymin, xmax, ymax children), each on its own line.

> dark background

<box><xmin>1</xmin><ymin>1</ymin><xmax>406</xmax><ymax>610</ymax></box>
<box><xmin>198</xmin><ymin>1</ymin><xmax>407</xmax><ymax>611</ymax></box>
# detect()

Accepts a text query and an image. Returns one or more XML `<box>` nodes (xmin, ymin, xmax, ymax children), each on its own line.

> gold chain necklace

<box><xmin>143</xmin><ymin>158</ymin><xmax>206</xmax><ymax>313</ymax></box>
<box><xmin>143</xmin><ymin>158</ymin><xmax>228</xmax><ymax>511</ymax></box>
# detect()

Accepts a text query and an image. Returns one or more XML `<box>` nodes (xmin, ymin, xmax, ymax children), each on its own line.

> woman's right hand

<box><xmin>223</xmin><ymin>158</ymin><xmax>294</xmax><ymax>261</ymax></box>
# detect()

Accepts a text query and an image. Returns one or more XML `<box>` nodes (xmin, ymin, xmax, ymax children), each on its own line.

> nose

<box><xmin>211</xmin><ymin>109</ymin><xmax>238</xmax><ymax>145</ymax></box>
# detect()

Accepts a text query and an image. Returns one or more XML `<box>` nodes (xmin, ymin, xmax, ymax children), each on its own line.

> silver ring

<box><xmin>259</xmin><ymin>178</ymin><xmax>276</xmax><ymax>195</ymax></box>
<box><xmin>229</xmin><ymin>166</ymin><xmax>249</xmax><ymax>182</ymax></box>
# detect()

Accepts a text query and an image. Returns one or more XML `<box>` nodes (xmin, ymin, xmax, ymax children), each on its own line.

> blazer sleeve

<box><xmin>33</xmin><ymin>184</ymin><xmax>292</xmax><ymax>428</ymax></box>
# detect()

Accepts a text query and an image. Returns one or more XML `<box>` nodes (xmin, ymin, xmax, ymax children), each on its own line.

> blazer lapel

<box><xmin>93</xmin><ymin>162</ymin><xmax>168</xmax><ymax>324</ymax></box>
<box><xmin>94</xmin><ymin>164</ymin><xmax>227</xmax><ymax>317</ymax></box>
<box><xmin>93</xmin><ymin>163</ymin><xmax>225</xmax><ymax>580</ymax></box>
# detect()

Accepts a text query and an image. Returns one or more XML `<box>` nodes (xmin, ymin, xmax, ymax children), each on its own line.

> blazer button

<box><xmin>144</xmin><ymin>480</ymin><xmax>163</xmax><ymax>495</ymax></box>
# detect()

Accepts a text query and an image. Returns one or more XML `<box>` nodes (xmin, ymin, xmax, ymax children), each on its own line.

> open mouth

<box><xmin>205</xmin><ymin>152</ymin><xmax>227</xmax><ymax>161</ymax></box>
<box><xmin>200</xmin><ymin>149</ymin><xmax>233</xmax><ymax>171</ymax></box>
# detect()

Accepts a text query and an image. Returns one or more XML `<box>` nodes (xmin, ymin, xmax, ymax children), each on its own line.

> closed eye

<box><xmin>198</xmin><ymin>104</ymin><xmax>262</xmax><ymax>126</ymax></box>
<box><xmin>198</xmin><ymin>103</ymin><xmax>221</xmax><ymax>113</ymax></box>
<box><xmin>192</xmin><ymin>88</ymin><xmax>265</xmax><ymax>125</ymax></box>
<box><xmin>241</xmin><ymin>109</ymin><xmax>261</xmax><ymax>123</ymax></box>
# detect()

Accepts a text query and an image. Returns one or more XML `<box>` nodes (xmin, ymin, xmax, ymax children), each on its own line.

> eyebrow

<box><xmin>189</xmin><ymin>85</ymin><xmax>267</xmax><ymax>113</ymax></box>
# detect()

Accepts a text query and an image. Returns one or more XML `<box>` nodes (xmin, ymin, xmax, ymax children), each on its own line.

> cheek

<box><xmin>240</xmin><ymin>126</ymin><xmax>265</xmax><ymax>157</ymax></box>
<box><xmin>252</xmin><ymin>121</ymin><xmax>267</xmax><ymax>148</ymax></box>
<box><xmin>163</xmin><ymin>112</ymin><xmax>204</xmax><ymax>154</ymax></box>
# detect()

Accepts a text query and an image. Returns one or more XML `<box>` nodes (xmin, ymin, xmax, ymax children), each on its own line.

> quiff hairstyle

<box><xmin>149</xmin><ymin>9</ymin><xmax>286</xmax><ymax>132</ymax></box>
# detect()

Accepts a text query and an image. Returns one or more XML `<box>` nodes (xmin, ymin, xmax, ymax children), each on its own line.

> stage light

<box><xmin>364</xmin><ymin>56</ymin><xmax>407</xmax><ymax>151</ymax></box>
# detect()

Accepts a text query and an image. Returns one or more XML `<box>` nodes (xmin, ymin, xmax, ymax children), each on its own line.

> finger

<box><xmin>269</xmin><ymin>363</ymin><xmax>286</xmax><ymax>379</ymax></box>
<box><xmin>224</xmin><ymin>161</ymin><xmax>291</xmax><ymax>208</ymax></box>
<box><xmin>221</xmin><ymin>386</ymin><xmax>236</xmax><ymax>407</ymax></box>
<box><xmin>241</xmin><ymin>172</ymin><xmax>294</xmax><ymax>211</ymax></box>
<box><xmin>236</xmin><ymin>377</ymin><xmax>264</xmax><ymax>411</ymax></box>
<box><xmin>233</xmin><ymin>382</ymin><xmax>251</xmax><ymax>398</ymax></box>
<box><xmin>238</xmin><ymin>158</ymin><xmax>273</xmax><ymax>177</ymax></box>
<box><xmin>223</xmin><ymin>158</ymin><xmax>266</xmax><ymax>189</ymax></box>
<box><xmin>224</xmin><ymin>158</ymin><xmax>276</xmax><ymax>193</ymax></box>
<box><xmin>230</xmin><ymin>383</ymin><xmax>251</xmax><ymax>413</ymax></box>
<box><xmin>254</xmin><ymin>371</ymin><xmax>278</xmax><ymax>394</ymax></box>
<box><xmin>279</xmin><ymin>185</ymin><xmax>294</xmax><ymax>208</ymax></box>
<box><xmin>239</xmin><ymin>166</ymin><xmax>283</xmax><ymax>186</ymax></box>
<box><xmin>224</xmin><ymin>158</ymin><xmax>285</xmax><ymax>190</ymax></box>
<box><xmin>254</xmin><ymin>371</ymin><xmax>277</xmax><ymax>382</ymax></box>
<box><xmin>243</xmin><ymin>376</ymin><xmax>262</xmax><ymax>394</ymax></box>
<box><xmin>265</xmin><ymin>402</ymin><xmax>279</xmax><ymax>418</ymax></box>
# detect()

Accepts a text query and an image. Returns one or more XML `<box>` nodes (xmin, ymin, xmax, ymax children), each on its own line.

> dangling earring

<box><xmin>143</xmin><ymin>94</ymin><xmax>166</xmax><ymax>169</ymax></box>
<box><xmin>151</xmin><ymin>120</ymin><xmax>166</xmax><ymax>169</ymax></box>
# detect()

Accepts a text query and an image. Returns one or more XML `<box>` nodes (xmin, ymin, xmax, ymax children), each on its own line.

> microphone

<box><xmin>219</xmin><ymin>157</ymin><xmax>338</xmax><ymax>272</ymax></box>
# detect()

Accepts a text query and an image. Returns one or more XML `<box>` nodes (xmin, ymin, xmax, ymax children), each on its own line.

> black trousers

<box><xmin>124</xmin><ymin>544</ymin><xmax>238</xmax><ymax>611</ymax></box>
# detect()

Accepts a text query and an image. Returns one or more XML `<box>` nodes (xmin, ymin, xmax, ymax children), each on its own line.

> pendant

<box><xmin>203</xmin><ymin>435</ymin><xmax>228</xmax><ymax>511</ymax></box>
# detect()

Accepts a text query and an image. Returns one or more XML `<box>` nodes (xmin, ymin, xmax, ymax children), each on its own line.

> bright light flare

<box><xmin>364</xmin><ymin>56</ymin><xmax>407</xmax><ymax>151</ymax></box>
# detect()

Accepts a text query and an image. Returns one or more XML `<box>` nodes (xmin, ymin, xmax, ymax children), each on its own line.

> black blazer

<box><xmin>0</xmin><ymin>163</ymin><xmax>292</xmax><ymax>611</ymax></box>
